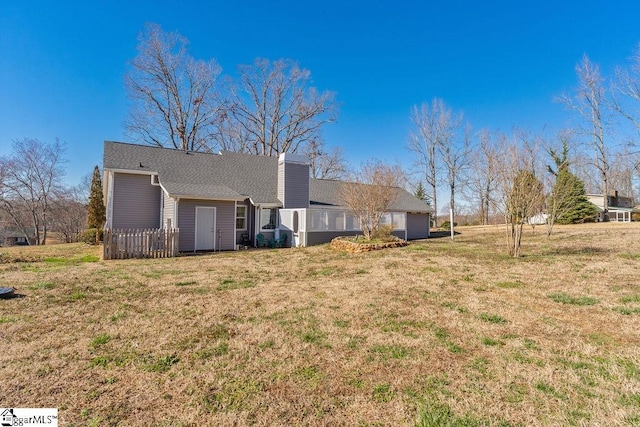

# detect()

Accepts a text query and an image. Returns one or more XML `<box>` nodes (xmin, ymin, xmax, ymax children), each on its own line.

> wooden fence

<box><xmin>103</xmin><ymin>228</ymin><xmax>179</xmax><ymax>260</ymax></box>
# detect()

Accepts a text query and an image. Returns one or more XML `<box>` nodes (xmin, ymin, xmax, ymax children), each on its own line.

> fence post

<box><xmin>103</xmin><ymin>228</ymin><xmax>109</xmax><ymax>260</ymax></box>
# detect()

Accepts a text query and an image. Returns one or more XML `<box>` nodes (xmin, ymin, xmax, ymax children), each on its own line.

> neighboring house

<box><xmin>0</xmin><ymin>227</ymin><xmax>35</xmax><ymax>246</ymax></box>
<box><xmin>103</xmin><ymin>141</ymin><xmax>433</xmax><ymax>251</ymax></box>
<box><xmin>587</xmin><ymin>191</ymin><xmax>639</xmax><ymax>222</ymax></box>
<box><xmin>527</xmin><ymin>213</ymin><xmax>548</xmax><ymax>225</ymax></box>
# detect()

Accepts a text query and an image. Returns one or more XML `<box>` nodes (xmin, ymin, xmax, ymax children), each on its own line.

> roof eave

<box><xmin>169</xmin><ymin>194</ymin><xmax>247</xmax><ymax>202</ymax></box>
<box><xmin>104</xmin><ymin>167</ymin><xmax>159</xmax><ymax>176</ymax></box>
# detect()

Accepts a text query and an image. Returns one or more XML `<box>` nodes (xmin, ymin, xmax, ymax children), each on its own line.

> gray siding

<box><xmin>178</xmin><ymin>199</ymin><xmax>236</xmax><ymax>252</ymax></box>
<box><xmin>407</xmin><ymin>213</ymin><xmax>430</xmax><ymax>240</ymax></box>
<box><xmin>279</xmin><ymin>162</ymin><xmax>309</xmax><ymax>208</ymax></box>
<box><xmin>162</xmin><ymin>191</ymin><xmax>175</xmax><ymax>228</ymax></box>
<box><xmin>112</xmin><ymin>173</ymin><xmax>161</xmax><ymax>229</ymax></box>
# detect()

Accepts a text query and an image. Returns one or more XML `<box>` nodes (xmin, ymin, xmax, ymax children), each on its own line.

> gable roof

<box><xmin>104</xmin><ymin>141</ymin><xmax>432</xmax><ymax>212</ymax></box>
<box><xmin>104</xmin><ymin>141</ymin><xmax>277</xmax><ymax>203</ymax></box>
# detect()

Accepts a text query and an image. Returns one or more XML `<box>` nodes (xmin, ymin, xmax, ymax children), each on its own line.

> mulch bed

<box><xmin>330</xmin><ymin>236</ymin><xmax>408</xmax><ymax>253</ymax></box>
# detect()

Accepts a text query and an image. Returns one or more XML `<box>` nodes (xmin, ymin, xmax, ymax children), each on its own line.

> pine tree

<box><xmin>547</xmin><ymin>141</ymin><xmax>597</xmax><ymax>225</ymax></box>
<box><xmin>414</xmin><ymin>181</ymin><xmax>432</xmax><ymax>205</ymax></box>
<box><xmin>554</xmin><ymin>170</ymin><xmax>597</xmax><ymax>224</ymax></box>
<box><xmin>87</xmin><ymin>165</ymin><xmax>106</xmax><ymax>229</ymax></box>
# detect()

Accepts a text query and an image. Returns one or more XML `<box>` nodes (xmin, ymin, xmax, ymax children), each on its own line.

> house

<box><xmin>103</xmin><ymin>141</ymin><xmax>432</xmax><ymax>251</ymax></box>
<box><xmin>0</xmin><ymin>227</ymin><xmax>35</xmax><ymax>247</ymax></box>
<box><xmin>587</xmin><ymin>191</ymin><xmax>639</xmax><ymax>222</ymax></box>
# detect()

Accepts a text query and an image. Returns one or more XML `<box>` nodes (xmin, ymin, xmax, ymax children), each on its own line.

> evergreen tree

<box><xmin>547</xmin><ymin>140</ymin><xmax>570</xmax><ymax>177</ymax></box>
<box><xmin>87</xmin><ymin>165</ymin><xmax>106</xmax><ymax>229</ymax></box>
<box><xmin>554</xmin><ymin>170</ymin><xmax>597</xmax><ymax>224</ymax></box>
<box><xmin>414</xmin><ymin>181</ymin><xmax>432</xmax><ymax>205</ymax></box>
<box><xmin>546</xmin><ymin>140</ymin><xmax>597</xmax><ymax>225</ymax></box>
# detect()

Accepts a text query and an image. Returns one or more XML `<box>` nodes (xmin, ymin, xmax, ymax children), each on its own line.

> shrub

<box><xmin>81</xmin><ymin>228</ymin><xmax>103</xmax><ymax>244</ymax></box>
<box><xmin>371</xmin><ymin>224</ymin><xmax>395</xmax><ymax>241</ymax></box>
<box><xmin>440</xmin><ymin>221</ymin><xmax>458</xmax><ymax>230</ymax></box>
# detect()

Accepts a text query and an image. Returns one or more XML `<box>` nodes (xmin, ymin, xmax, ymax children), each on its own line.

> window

<box><xmin>310</xmin><ymin>210</ymin><xmax>327</xmax><ymax>231</ymax></box>
<box><xmin>345</xmin><ymin>212</ymin><xmax>361</xmax><ymax>230</ymax></box>
<box><xmin>236</xmin><ymin>205</ymin><xmax>247</xmax><ymax>230</ymax></box>
<box><xmin>260</xmin><ymin>208</ymin><xmax>277</xmax><ymax>230</ymax></box>
<box><xmin>328</xmin><ymin>210</ymin><xmax>344</xmax><ymax>231</ymax></box>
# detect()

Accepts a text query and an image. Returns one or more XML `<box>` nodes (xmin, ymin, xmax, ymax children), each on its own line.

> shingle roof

<box><xmin>103</xmin><ymin>141</ymin><xmax>433</xmax><ymax>212</ymax></box>
<box><xmin>104</xmin><ymin>141</ymin><xmax>278</xmax><ymax>203</ymax></box>
<box><xmin>309</xmin><ymin>179</ymin><xmax>432</xmax><ymax>213</ymax></box>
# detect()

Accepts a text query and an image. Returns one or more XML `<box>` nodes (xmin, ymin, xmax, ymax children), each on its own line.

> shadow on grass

<box><xmin>544</xmin><ymin>246</ymin><xmax>611</xmax><ymax>256</ymax></box>
<box><xmin>428</xmin><ymin>230</ymin><xmax>461</xmax><ymax>239</ymax></box>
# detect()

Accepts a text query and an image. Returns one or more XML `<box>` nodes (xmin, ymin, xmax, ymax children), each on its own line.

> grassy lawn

<box><xmin>1</xmin><ymin>223</ymin><xmax>640</xmax><ymax>426</ymax></box>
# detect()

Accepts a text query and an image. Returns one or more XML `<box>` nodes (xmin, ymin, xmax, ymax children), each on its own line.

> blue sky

<box><xmin>2</xmin><ymin>1</ymin><xmax>640</xmax><ymax>185</ymax></box>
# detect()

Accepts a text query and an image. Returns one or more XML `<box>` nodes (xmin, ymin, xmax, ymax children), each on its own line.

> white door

<box><xmin>195</xmin><ymin>207</ymin><xmax>216</xmax><ymax>251</ymax></box>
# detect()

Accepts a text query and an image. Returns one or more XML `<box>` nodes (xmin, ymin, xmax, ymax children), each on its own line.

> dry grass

<box><xmin>1</xmin><ymin>223</ymin><xmax>640</xmax><ymax>426</ymax></box>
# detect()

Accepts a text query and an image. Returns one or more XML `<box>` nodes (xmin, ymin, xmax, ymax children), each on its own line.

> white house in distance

<box><xmin>587</xmin><ymin>191</ymin><xmax>639</xmax><ymax>222</ymax></box>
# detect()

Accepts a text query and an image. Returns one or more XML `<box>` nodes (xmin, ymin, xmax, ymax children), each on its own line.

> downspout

<box><xmin>304</xmin><ymin>209</ymin><xmax>308</xmax><ymax>247</ymax></box>
<box><xmin>174</xmin><ymin>198</ymin><xmax>179</xmax><ymax>230</ymax></box>
<box><xmin>159</xmin><ymin>192</ymin><xmax>163</xmax><ymax>229</ymax></box>
<box><xmin>404</xmin><ymin>212</ymin><xmax>407</xmax><ymax>241</ymax></box>
<box><xmin>151</xmin><ymin>175</ymin><xmax>162</xmax><ymax>228</ymax></box>
<box><xmin>234</xmin><ymin>201</ymin><xmax>238</xmax><ymax>251</ymax></box>
<box><xmin>106</xmin><ymin>171</ymin><xmax>114</xmax><ymax>228</ymax></box>
<box><xmin>255</xmin><ymin>204</ymin><xmax>260</xmax><ymax>247</ymax></box>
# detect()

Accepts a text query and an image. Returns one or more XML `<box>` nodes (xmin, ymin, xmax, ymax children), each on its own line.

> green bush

<box><xmin>82</xmin><ymin>228</ymin><xmax>103</xmax><ymax>244</ymax></box>
<box><xmin>440</xmin><ymin>221</ymin><xmax>458</xmax><ymax>230</ymax></box>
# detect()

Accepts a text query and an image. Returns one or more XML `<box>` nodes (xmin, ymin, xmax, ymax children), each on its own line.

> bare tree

<box><xmin>0</xmin><ymin>138</ymin><xmax>66</xmax><ymax>245</ymax></box>
<box><xmin>49</xmin><ymin>186</ymin><xmax>88</xmax><ymax>243</ymax></box>
<box><xmin>507</xmin><ymin>169</ymin><xmax>544</xmax><ymax>256</ymax></box>
<box><xmin>613</xmin><ymin>45</ymin><xmax>640</xmax><ymax>181</ymax></box>
<box><xmin>492</xmin><ymin>135</ymin><xmax>544</xmax><ymax>257</ymax></box>
<box><xmin>125</xmin><ymin>23</ymin><xmax>223</xmax><ymax>152</ymax></box>
<box><xmin>558</xmin><ymin>55</ymin><xmax>611</xmax><ymax>219</ymax></box>
<box><xmin>224</xmin><ymin>58</ymin><xmax>338</xmax><ymax>156</ymax></box>
<box><xmin>571</xmin><ymin>149</ymin><xmax>600</xmax><ymax>193</ymax></box>
<box><xmin>613</xmin><ymin>43</ymin><xmax>640</xmax><ymax>131</ymax></box>
<box><xmin>408</xmin><ymin>99</ymin><xmax>455</xmax><ymax>227</ymax></box>
<box><xmin>303</xmin><ymin>139</ymin><xmax>347</xmax><ymax>180</ymax></box>
<box><xmin>466</xmin><ymin>130</ymin><xmax>501</xmax><ymax>225</ymax></box>
<box><xmin>609</xmin><ymin>149</ymin><xmax>637</xmax><ymax>202</ymax></box>
<box><xmin>439</xmin><ymin>122</ymin><xmax>472</xmax><ymax>239</ymax></box>
<box><xmin>339</xmin><ymin>161</ymin><xmax>403</xmax><ymax>240</ymax></box>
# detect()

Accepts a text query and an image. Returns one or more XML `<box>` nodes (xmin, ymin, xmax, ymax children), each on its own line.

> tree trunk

<box><xmin>484</xmin><ymin>183</ymin><xmax>491</xmax><ymax>225</ymax></box>
<box><xmin>431</xmin><ymin>183</ymin><xmax>438</xmax><ymax>227</ymax></box>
